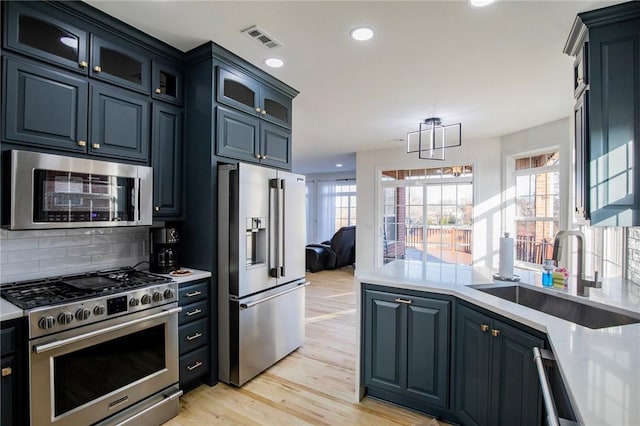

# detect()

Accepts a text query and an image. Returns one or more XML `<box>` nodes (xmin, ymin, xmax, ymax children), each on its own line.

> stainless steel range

<box><xmin>1</xmin><ymin>268</ymin><xmax>183</xmax><ymax>426</ymax></box>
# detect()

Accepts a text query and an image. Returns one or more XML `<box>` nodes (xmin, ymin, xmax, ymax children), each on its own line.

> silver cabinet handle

<box><xmin>394</xmin><ymin>297</ymin><xmax>412</xmax><ymax>305</ymax></box>
<box><xmin>186</xmin><ymin>332</ymin><xmax>202</xmax><ymax>341</ymax></box>
<box><xmin>187</xmin><ymin>361</ymin><xmax>203</xmax><ymax>371</ymax></box>
<box><xmin>34</xmin><ymin>307</ymin><xmax>182</xmax><ymax>354</ymax></box>
<box><xmin>186</xmin><ymin>308</ymin><xmax>202</xmax><ymax>316</ymax></box>
<box><xmin>185</xmin><ymin>290</ymin><xmax>202</xmax><ymax>298</ymax></box>
<box><xmin>533</xmin><ymin>347</ymin><xmax>561</xmax><ymax>426</ymax></box>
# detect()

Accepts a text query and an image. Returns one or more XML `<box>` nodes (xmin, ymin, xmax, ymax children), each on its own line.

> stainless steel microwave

<box><xmin>7</xmin><ymin>150</ymin><xmax>152</xmax><ymax>230</ymax></box>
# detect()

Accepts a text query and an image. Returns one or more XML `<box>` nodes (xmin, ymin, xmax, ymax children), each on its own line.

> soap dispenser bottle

<box><xmin>542</xmin><ymin>259</ymin><xmax>554</xmax><ymax>287</ymax></box>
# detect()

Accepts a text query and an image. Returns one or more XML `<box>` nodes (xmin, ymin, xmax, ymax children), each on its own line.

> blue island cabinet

<box><xmin>362</xmin><ymin>286</ymin><xmax>451</xmax><ymax>416</ymax></box>
<box><xmin>455</xmin><ymin>302</ymin><xmax>543</xmax><ymax>426</ymax></box>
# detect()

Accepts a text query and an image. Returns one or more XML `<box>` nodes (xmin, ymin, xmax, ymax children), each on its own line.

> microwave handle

<box><xmin>133</xmin><ymin>177</ymin><xmax>140</xmax><ymax>222</ymax></box>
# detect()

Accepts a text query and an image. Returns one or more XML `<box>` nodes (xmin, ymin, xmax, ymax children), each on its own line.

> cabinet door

<box><xmin>216</xmin><ymin>106</ymin><xmax>260</xmax><ymax>163</ymax></box>
<box><xmin>0</xmin><ymin>356</ymin><xmax>14</xmax><ymax>426</ymax></box>
<box><xmin>217</xmin><ymin>66</ymin><xmax>260</xmax><ymax>116</ymax></box>
<box><xmin>588</xmin><ymin>19</ymin><xmax>640</xmax><ymax>225</ymax></box>
<box><xmin>405</xmin><ymin>297</ymin><xmax>450</xmax><ymax>408</ymax></box>
<box><xmin>5</xmin><ymin>2</ymin><xmax>89</xmax><ymax>74</ymax></box>
<box><xmin>363</xmin><ymin>290</ymin><xmax>404</xmax><ymax>392</ymax></box>
<box><xmin>152</xmin><ymin>60</ymin><xmax>183</xmax><ymax>105</ymax></box>
<box><xmin>90</xmin><ymin>35</ymin><xmax>150</xmax><ymax>93</ymax></box>
<box><xmin>260</xmin><ymin>122</ymin><xmax>291</xmax><ymax>169</ymax></box>
<box><xmin>4</xmin><ymin>56</ymin><xmax>88</xmax><ymax>153</ymax></box>
<box><xmin>260</xmin><ymin>86</ymin><xmax>292</xmax><ymax>129</ymax></box>
<box><xmin>490</xmin><ymin>320</ymin><xmax>543</xmax><ymax>426</ymax></box>
<box><xmin>152</xmin><ymin>103</ymin><xmax>183</xmax><ymax>217</ymax></box>
<box><xmin>90</xmin><ymin>83</ymin><xmax>150</xmax><ymax>162</ymax></box>
<box><xmin>455</xmin><ymin>305</ymin><xmax>492</xmax><ymax>426</ymax></box>
<box><xmin>574</xmin><ymin>92</ymin><xmax>589</xmax><ymax>221</ymax></box>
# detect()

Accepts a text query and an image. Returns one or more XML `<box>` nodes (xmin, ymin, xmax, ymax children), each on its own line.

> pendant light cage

<box><xmin>406</xmin><ymin>117</ymin><xmax>461</xmax><ymax>161</ymax></box>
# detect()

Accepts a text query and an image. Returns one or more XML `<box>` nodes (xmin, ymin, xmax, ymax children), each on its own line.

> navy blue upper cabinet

<box><xmin>3</xmin><ymin>55</ymin><xmax>88</xmax><ymax>153</ymax></box>
<box><xmin>152</xmin><ymin>60</ymin><xmax>183</xmax><ymax>105</ymax></box>
<box><xmin>216</xmin><ymin>106</ymin><xmax>260</xmax><ymax>163</ymax></box>
<box><xmin>260</xmin><ymin>121</ymin><xmax>291</xmax><ymax>168</ymax></box>
<box><xmin>217</xmin><ymin>66</ymin><xmax>292</xmax><ymax>129</ymax></box>
<box><xmin>152</xmin><ymin>103</ymin><xmax>183</xmax><ymax>217</ymax></box>
<box><xmin>90</xmin><ymin>35</ymin><xmax>150</xmax><ymax>94</ymax></box>
<box><xmin>90</xmin><ymin>83</ymin><xmax>150</xmax><ymax>162</ymax></box>
<box><xmin>4</xmin><ymin>2</ymin><xmax>89</xmax><ymax>74</ymax></box>
<box><xmin>564</xmin><ymin>2</ymin><xmax>640</xmax><ymax>225</ymax></box>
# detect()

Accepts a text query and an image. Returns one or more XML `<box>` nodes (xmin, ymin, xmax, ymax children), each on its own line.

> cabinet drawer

<box><xmin>178</xmin><ymin>319</ymin><xmax>208</xmax><ymax>355</ymax></box>
<box><xmin>0</xmin><ymin>327</ymin><xmax>15</xmax><ymax>357</ymax></box>
<box><xmin>179</xmin><ymin>346</ymin><xmax>208</xmax><ymax>385</ymax></box>
<box><xmin>179</xmin><ymin>300</ymin><xmax>208</xmax><ymax>325</ymax></box>
<box><xmin>178</xmin><ymin>280</ymin><xmax>208</xmax><ymax>305</ymax></box>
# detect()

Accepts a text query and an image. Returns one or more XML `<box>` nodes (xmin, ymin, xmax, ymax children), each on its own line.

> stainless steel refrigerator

<box><xmin>218</xmin><ymin>162</ymin><xmax>307</xmax><ymax>386</ymax></box>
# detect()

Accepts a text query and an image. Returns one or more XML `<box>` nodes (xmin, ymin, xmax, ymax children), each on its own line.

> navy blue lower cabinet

<box><xmin>363</xmin><ymin>288</ymin><xmax>451</xmax><ymax>412</ymax></box>
<box><xmin>455</xmin><ymin>303</ymin><xmax>543</xmax><ymax>426</ymax></box>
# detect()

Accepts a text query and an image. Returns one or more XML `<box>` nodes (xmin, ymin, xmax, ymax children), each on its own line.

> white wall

<box><xmin>355</xmin><ymin>137</ymin><xmax>502</xmax><ymax>273</ymax></box>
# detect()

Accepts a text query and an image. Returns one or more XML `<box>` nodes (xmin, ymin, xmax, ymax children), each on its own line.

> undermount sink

<box><xmin>468</xmin><ymin>284</ymin><xmax>640</xmax><ymax>329</ymax></box>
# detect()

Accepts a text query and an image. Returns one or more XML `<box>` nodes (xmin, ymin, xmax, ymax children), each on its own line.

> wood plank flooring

<box><xmin>165</xmin><ymin>268</ymin><xmax>445</xmax><ymax>426</ymax></box>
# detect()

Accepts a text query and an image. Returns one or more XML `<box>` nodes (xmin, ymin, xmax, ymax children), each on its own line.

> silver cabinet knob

<box><xmin>92</xmin><ymin>143</ymin><xmax>100</xmax><ymax>149</ymax></box>
<box><xmin>93</xmin><ymin>65</ymin><xmax>102</xmax><ymax>72</ymax></box>
<box><xmin>261</xmin><ymin>110</ymin><xmax>267</xmax><ymax>115</ymax></box>
<box><xmin>155</xmin><ymin>88</ymin><xmax>162</xmax><ymax>94</ymax></box>
<box><xmin>256</xmin><ymin>107</ymin><xmax>261</xmax><ymax>113</ymax></box>
<box><xmin>79</xmin><ymin>61</ymin><xmax>88</xmax><ymax>69</ymax></box>
<box><xmin>154</xmin><ymin>206</ymin><xmax>160</xmax><ymax>212</ymax></box>
<box><xmin>78</xmin><ymin>140</ymin><xmax>87</xmax><ymax>147</ymax></box>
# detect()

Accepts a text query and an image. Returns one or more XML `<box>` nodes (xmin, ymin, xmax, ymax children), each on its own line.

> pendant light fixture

<box><xmin>406</xmin><ymin>117</ymin><xmax>461</xmax><ymax>161</ymax></box>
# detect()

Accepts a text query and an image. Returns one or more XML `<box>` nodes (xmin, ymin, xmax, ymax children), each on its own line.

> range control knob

<box><xmin>38</xmin><ymin>315</ymin><xmax>56</xmax><ymax>330</ymax></box>
<box><xmin>152</xmin><ymin>291</ymin><xmax>162</xmax><ymax>302</ymax></box>
<box><xmin>163</xmin><ymin>289</ymin><xmax>175</xmax><ymax>299</ymax></box>
<box><xmin>75</xmin><ymin>308</ymin><xmax>91</xmax><ymax>321</ymax></box>
<box><xmin>57</xmin><ymin>312</ymin><xmax>74</xmax><ymax>325</ymax></box>
<box><xmin>130</xmin><ymin>298</ymin><xmax>141</xmax><ymax>307</ymax></box>
<box><xmin>140</xmin><ymin>294</ymin><xmax>152</xmax><ymax>305</ymax></box>
<box><xmin>93</xmin><ymin>305</ymin><xmax>106</xmax><ymax>315</ymax></box>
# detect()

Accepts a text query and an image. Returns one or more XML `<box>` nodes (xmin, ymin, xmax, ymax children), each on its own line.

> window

<box><xmin>334</xmin><ymin>183</ymin><xmax>356</xmax><ymax>230</ymax></box>
<box><xmin>310</xmin><ymin>179</ymin><xmax>356</xmax><ymax>242</ymax></box>
<box><xmin>513</xmin><ymin>151</ymin><xmax>559</xmax><ymax>265</ymax></box>
<box><xmin>380</xmin><ymin>166</ymin><xmax>473</xmax><ymax>265</ymax></box>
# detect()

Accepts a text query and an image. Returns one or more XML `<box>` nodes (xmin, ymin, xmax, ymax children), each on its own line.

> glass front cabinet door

<box><xmin>5</xmin><ymin>2</ymin><xmax>89</xmax><ymax>74</ymax></box>
<box><xmin>90</xmin><ymin>35</ymin><xmax>150</xmax><ymax>93</ymax></box>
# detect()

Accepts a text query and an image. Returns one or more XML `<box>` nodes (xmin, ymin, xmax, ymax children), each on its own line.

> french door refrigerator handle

<box><xmin>239</xmin><ymin>282</ymin><xmax>309</xmax><ymax>309</ymax></box>
<box><xmin>279</xmin><ymin>178</ymin><xmax>286</xmax><ymax>277</ymax></box>
<box><xmin>269</xmin><ymin>178</ymin><xmax>280</xmax><ymax>278</ymax></box>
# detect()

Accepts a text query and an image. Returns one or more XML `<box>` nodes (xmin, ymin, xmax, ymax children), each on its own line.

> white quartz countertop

<box><xmin>357</xmin><ymin>260</ymin><xmax>640</xmax><ymax>426</ymax></box>
<box><xmin>147</xmin><ymin>267</ymin><xmax>212</xmax><ymax>284</ymax></box>
<box><xmin>0</xmin><ymin>298</ymin><xmax>23</xmax><ymax>322</ymax></box>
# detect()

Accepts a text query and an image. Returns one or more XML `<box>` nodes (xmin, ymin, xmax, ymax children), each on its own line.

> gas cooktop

<box><xmin>0</xmin><ymin>268</ymin><xmax>172</xmax><ymax>310</ymax></box>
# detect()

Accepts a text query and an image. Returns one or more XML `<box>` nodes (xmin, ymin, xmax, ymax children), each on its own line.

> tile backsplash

<box><xmin>627</xmin><ymin>228</ymin><xmax>640</xmax><ymax>285</ymax></box>
<box><xmin>0</xmin><ymin>227</ymin><xmax>149</xmax><ymax>283</ymax></box>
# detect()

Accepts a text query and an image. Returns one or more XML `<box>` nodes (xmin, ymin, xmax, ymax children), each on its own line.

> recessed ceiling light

<box><xmin>469</xmin><ymin>0</ymin><xmax>496</xmax><ymax>7</ymax></box>
<box><xmin>264</xmin><ymin>58</ymin><xmax>284</xmax><ymax>68</ymax></box>
<box><xmin>350</xmin><ymin>27</ymin><xmax>374</xmax><ymax>41</ymax></box>
<box><xmin>336</xmin><ymin>163</ymin><xmax>343</xmax><ymax>168</ymax></box>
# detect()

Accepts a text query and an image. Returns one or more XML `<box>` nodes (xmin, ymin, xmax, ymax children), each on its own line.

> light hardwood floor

<box><xmin>165</xmin><ymin>268</ymin><xmax>445</xmax><ymax>425</ymax></box>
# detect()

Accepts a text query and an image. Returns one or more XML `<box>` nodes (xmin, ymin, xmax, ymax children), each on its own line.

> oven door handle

<box><xmin>33</xmin><ymin>307</ymin><xmax>182</xmax><ymax>354</ymax></box>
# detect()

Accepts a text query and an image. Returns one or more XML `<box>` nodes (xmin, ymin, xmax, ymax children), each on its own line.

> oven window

<box><xmin>53</xmin><ymin>325</ymin><xmax>165</xmax><ymax>416</ymax></box>
<box><xmin>33</xmin><ymin>169</ymin><xmax>135</xmax><ymax>223</ymax></box>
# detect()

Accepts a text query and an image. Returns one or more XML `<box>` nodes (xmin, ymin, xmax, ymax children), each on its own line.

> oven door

<box><xmin>29</xmin><ymin>304</ymin><xmax>180</xmax><ymax>426</ymax></box>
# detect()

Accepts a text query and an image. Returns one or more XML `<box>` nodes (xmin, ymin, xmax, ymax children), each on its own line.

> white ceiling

<box><xmin>85</xmin><ymin>0</ymin><xmax>618</xmax><ymax>174</ymax></box>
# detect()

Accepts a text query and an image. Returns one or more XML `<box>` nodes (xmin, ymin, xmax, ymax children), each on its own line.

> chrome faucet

<box><xmin>551</xmin><ymin>230</ymin><xmax>600</xmax><ymax>296</ymax></box>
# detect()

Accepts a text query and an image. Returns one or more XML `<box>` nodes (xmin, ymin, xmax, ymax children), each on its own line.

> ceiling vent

<box><xmin>242</xmin><ymin>25</ymin><xmax>282</xmax><ymax>49</ymax></box>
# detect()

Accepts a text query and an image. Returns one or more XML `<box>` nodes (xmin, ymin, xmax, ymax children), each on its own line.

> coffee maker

<box><xmin>149</xmin><ymin>227</ymin><xmax>179</xmax><ymax>273</ymax></box>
